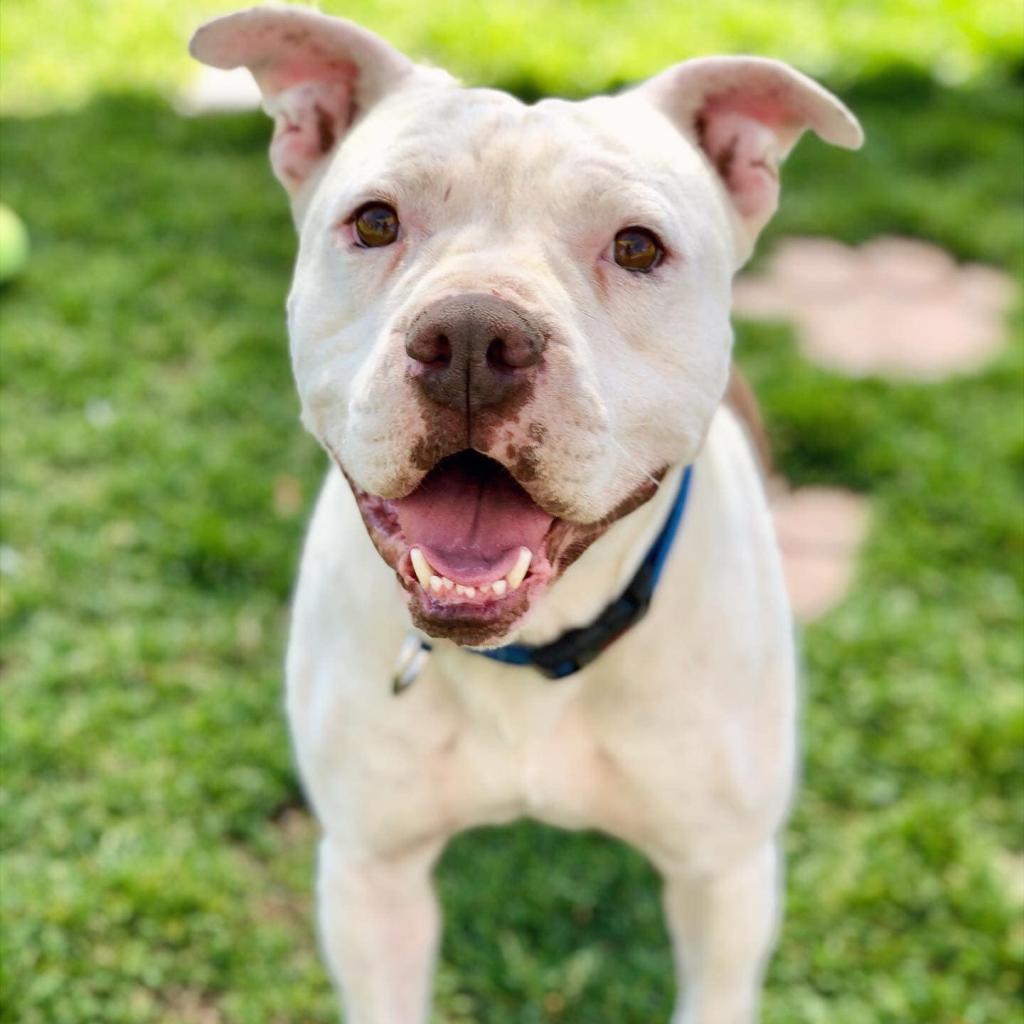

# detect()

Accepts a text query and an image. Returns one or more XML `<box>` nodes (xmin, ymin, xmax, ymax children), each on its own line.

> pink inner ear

<box><xmin>265</xmin><ymin>62</ymin><xmax>357</xmax><ymax>190</ymax></box>
<box><xmin>697</xmin><ymin>91</ymin><xmax>799</xmax><ymax>226</ymax></box>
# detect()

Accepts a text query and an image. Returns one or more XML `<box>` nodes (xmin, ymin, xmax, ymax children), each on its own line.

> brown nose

<box><xmin>405</xmin><ymin>293</ymin><xmax>546</xmax><ymax>413</ymax></box>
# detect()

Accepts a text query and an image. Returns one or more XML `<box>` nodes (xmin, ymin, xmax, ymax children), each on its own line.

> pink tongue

<box><xmin>394</xmin><ymin>452</ymin><xmax>554</xmax><ymax>584</ymax></box>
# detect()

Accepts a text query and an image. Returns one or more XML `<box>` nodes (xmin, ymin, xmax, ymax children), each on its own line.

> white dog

<box><xmin>191</xmin><ymin>8</ymin><xmax>861</xmax><ymax>1022</ymax></box>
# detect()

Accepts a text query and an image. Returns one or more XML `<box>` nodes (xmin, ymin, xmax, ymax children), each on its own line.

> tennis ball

<box><xmin>0</xmin><ymin>205</ymin><xmax>30</xmax><ymax>284</ymax></box>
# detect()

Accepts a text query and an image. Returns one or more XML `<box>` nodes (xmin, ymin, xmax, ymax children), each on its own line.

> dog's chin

<box><xmin>344</xmin><ymin>449</ymin><xmax>665</xmax><ymax>647</ymax></box>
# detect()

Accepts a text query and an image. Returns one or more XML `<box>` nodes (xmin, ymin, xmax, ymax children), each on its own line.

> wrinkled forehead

<box><xmin>313</xmin><ymin>85</ymin><xmax>719</xmax><ymax>233</ymax></box>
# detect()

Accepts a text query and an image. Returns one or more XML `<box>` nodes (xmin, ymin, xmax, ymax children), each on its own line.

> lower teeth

<box><xmin>410</xmin><ymin>547</ymin><xmax>531</xmax><ymax>600</ymax></box>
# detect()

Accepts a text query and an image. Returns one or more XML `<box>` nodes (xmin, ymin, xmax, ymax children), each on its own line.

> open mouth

<box><xmin>347</xmin><ymin>447</ymin><xmax>666</xmax><ymax>647</ymax></box>
<box><xmin>397</xmin><ymin>448</ymin><xmax>556</xmax><ymax>600</ymax></box>
<box><xmin>352</xmin><ymin>449</ymin><xmax>563</xmax><ymax>645</ymax></box>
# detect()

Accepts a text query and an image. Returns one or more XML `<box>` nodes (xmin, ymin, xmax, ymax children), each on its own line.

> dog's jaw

<box><xmin>341</xmin><ymin>450</ymin><xmax>667</xmax><ymax>647</ymax></box>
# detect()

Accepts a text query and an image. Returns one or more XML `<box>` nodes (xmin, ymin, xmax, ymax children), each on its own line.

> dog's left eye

<box><xmin>354</xmin><ymin>202</ymin><xmax>400</xmax><ymax>247</ymax></box>
<box><xmin>613</xmin><ymin>227</ymin><xmax>663</xmax><ymax>273</ymax></box>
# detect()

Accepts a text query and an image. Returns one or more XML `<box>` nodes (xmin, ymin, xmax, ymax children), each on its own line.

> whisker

<box><xmin>606</xmin><ymin>434</ymin><xmax>665</xmax><ymax>491</ymax></box>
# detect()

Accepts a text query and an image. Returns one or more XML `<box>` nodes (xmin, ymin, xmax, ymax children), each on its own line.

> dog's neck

<box><xmin>513</xmin><ymin>461</ymin><xmax>690</xmax><ymax>648</ymax></box>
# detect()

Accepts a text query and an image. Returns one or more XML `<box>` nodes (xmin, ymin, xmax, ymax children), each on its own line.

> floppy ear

<box><xmin>638</xmin><ymin>57</ymin><xmax>863</xmax><ymax>260</ymax></box>
<box><xmin>190</xmin><ymin>6</ymin><xmax>418</xmax><ymax>201</ymax></box>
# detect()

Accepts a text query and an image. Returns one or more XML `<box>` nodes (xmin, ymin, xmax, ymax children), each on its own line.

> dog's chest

<box><xmin>370</xmin><ymin>634</ymin><xmax>791</xmax><ymax>864</ymax></box>
<box><xmin>296</xmin><ymin>631</ymin><xmax>793</xmax><ymax>872</ymax></box>
<box><xmin>401</xmin><ymin>657</ymin><xmax>728</xmax><ymax>855</ymax></box>
<box><xmin>296</xmin><ymin>657</ymin><xmax>692</xmax><ymax>860</ymax></box>
<box><xmin>433</xmin><ymin>671</ymin><xmax>616</xmax><ymax>830</ymax></box>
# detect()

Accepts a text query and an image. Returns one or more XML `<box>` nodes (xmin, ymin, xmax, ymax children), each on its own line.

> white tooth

<box><xmin>464</xmin><ymin>586</ymin><xmax>476</xmax><ymax>598</ymax></box>
<box><xmin>506</xmin><ymin>547</ymin><xmax>532</xmax><ymax>591</ymax></box>
<box><xmin>429</xmin><ymin>575</ymin><xmax>443</xmax><ymax>593</ymax></box>
<box><xmin>455</xmin><ymin>584</ymin><xmax>468</xmax><ymax>596</ymax></box>
<box><xmin>441</xmin><ymin>577</ymin><xmax>453</xmax><ymax>590</ymax></box>
<box><xmin>411</xmin><ymin>548</ymin><xmax>432</xmax><ymax>589</ymax></box>
<box><xmin>480</xmin><ymin>583</ymin><xmax>491</xmax><ymax>594</ymax></box>
<box><xmin>491</xmin><ymin>579</ymin><xmax>507</xmax><ymax>597</ymax></box>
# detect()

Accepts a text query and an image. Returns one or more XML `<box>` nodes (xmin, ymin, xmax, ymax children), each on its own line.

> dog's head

<box><xmin>191</xmin><ymin>6</ymin><xmax>861</xmax><ymax>646</ymax></box>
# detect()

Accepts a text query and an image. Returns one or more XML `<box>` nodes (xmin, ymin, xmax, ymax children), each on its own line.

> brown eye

<box><xmin>354</xmin><ymin>202</ymin><xmax>399</xmax><ymax>247</ymax></box>
<box><xmin>613</xmin><ymin>227</ymin><xmax>663</xmax><ymax>273</ymax></box>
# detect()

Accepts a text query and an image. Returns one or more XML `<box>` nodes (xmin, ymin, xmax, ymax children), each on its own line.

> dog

<box><xmin>191</xmin><ymin>8</ymin><xmax>861</xmax><ymax>1022</ymax></box>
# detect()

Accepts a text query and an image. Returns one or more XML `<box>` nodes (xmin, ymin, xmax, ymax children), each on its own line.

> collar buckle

<box><xmin>392</xmin><ymin>632</ymin><xmax>432</xmax><ymax>695</ymax></box>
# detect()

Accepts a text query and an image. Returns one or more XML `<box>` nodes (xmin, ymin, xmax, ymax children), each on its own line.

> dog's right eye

<box><xmin>613</xmin><ymin>227</ymin><xmax>663</xmax><ymax>273</ymax></box>
<box><xmin>353</xmin><ymin>203</ymin><xmax>400</xmax><ymax>247</ymax></box>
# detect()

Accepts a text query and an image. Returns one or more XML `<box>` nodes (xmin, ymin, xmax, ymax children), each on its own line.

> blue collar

<box><xmin>474</xmin><ymin>464</ymin><xmax>695</xmax><ymax>680</ymax></box>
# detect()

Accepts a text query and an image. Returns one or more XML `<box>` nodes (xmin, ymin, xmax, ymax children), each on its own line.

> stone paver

<box><xmin>735</xmin><ymin>232</ymin><xmax>1018</xmax><ymax>615</ymax></box>
<box><xmin>769</xmin><ymin>482</ymin><xmax>871</xmax><ymax>622</ymax></box>
<box><xmin>734</xmin><ymin>235</ymin><xmax>1016</xmax><ymax>378</ymax></box>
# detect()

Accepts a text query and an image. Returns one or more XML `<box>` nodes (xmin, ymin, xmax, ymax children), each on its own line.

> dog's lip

<box><xmin>404</xmin><ymin>567</ymin><xmax>550</xmax><ymax>648</ymax></box>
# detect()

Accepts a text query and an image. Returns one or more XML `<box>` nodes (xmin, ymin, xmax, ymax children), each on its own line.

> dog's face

<box><xmin>192</xmin><ymin>7</ymin><xmax>861</xmax><ymax>646</ymax></box>
<box><xmin>289</xmin><ymin>87</ymin><xmax>736</xmax><ymax>644</ymax></box>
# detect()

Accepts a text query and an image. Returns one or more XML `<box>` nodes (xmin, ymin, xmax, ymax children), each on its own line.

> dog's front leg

<box><xmin>661</xmin><ymin>842</ymin><xmax>780</xmax><ymax>1024</ymax></box>
<box><xmin>317</xmin><ymin>837</ymin><xmax>443</xmax><ymax>1024</ymax></box>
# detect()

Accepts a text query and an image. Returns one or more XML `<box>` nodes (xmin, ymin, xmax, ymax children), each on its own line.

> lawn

<box><xmin>1</xmin><ymin>6</ymin><xmax>1022</xmax><ymax>1024</ymax></box>
<box><xmin>2</xmin><ymin>0</ymin><xmax>1021</xmax><ymax>114</ymax></box>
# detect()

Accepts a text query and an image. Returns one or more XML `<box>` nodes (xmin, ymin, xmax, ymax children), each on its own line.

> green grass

<box><xmin>2</xmin><ymin>0</ymin><xmax>1022</xmax><ymax>114</ymax></box>
<box><xmin>1</xmin><ymin>61</ymin><xmax>1022</xmax><ymax>1024</ymax></box>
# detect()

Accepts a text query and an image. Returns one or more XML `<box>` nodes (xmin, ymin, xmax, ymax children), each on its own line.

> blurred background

<box><xmin>1</xmin><ymin>2</ymin><xmax>1021</xmax><ymax>1022</ymax></box>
